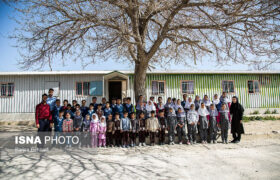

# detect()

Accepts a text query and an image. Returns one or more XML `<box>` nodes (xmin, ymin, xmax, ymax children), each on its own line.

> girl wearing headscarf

<box><xmin>202</xmin><ymin>95</ymin><xmax>211</xmax><ymax>111</ymax></box>
<box><xmin>164</xmin><ymin>97</ymin><xmax>173</xmax><ymax>116</ymax></box>
<box><xmin>184</xmin><ymin>97</ymin><xmax>194</xmax><ymax>113</ymax></box>
<box><xmin>136</xmin><ymin>95</ymin><xmax>145</xmax><ymax>111</ymax></box>
<box><xmin>174</xmin><ymin>99</ymin><xmax>184</xmax><ymax>115</ymax></box>
<box><xmin>218</xmin><ymin>103</ymin><xmax>230</xmax><ymax>144</ymax></box>
<box><xmin>90</xmin><ymin>113</ymin><xmax>99</xmax><ymax>148</ymax></box>
<box><xmin>194</xmin><ymin>95</ymin><xmax>201</xmax><ymax>111</ymax></box>
<box><xmin>220</xmin><ymin>92</ymin><xmax>231</xmax><ymax>121</ymax></box>
<box><xmin>145</xmin><ymin>100</ymin><xmax>156</xmax><ymax>118</ymax></box>
<box><xmin>156</xmin><ymin>99</ymin><xmax>165</xmax><ymax>117</ymax></box>
<box><xmin>209</xmin><ymin>104</ymin><xmax>218</xmax><ymax>143</ymax></box>
<box><xmin>212</xmin><ymin>94</ymin><xmax>220</xmax><ymax>111</ymax></box>
<box><xmin>220</xmin><ymin>92</ymin><xmax>230</xmax><ymax>109</ymax></box>
<box><xmin>136</xmin><ymin>101</ymin><xmax>146</xmax><ymax>119</ymax></box>
<box><xmin>198</xmin><ymin>102</ymin><xmax>209</xmax><ymax>144</ymax></box>
<box><xmin>176</xmin><ymin>108</ymin><xmax>188</xmax><ymax>145</ymax></box>
<box><xmin>167</xmin><ymin>107</ymin><xmax>177</xmax><ymax>145</ymax></box>
<box><xmin>230</xmin><ymin>96</ymin><xmax>244</xmax><ymax>143</ymax></box>
<box><xmin>171</xmin><ymin>98</ymin><xmax>177</xmax><ymax>109</ymax></box>
<box><xmin>98</xmin><ymin>116</ymin><xmax>107</xmax><ymax>147</ymax></box>
<box><xmin>187</xmin><ymin>104</ymin><xmax>199</xmax><ymax>144</ymax></box>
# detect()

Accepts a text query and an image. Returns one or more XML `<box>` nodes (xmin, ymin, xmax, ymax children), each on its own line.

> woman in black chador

<box><xmin>230</xmin><ymin>96</ymin><xmax>244</xmax><ymax>143</ymax></box>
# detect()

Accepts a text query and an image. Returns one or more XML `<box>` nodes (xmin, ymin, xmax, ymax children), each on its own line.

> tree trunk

<box><xmin>134</xmin><ymin>61</ymin><xmax>148</xmax><ymax>103</ymax></box>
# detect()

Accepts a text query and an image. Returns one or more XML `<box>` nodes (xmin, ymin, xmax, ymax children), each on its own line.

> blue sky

<box><xmin>0</xmin><ymin>2</ymin><xmax>278</xmax><ymax>72</ymax></box>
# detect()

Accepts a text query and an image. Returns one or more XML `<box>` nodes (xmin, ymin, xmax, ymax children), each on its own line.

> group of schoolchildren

<box><xmin>51</xmin><ymin>91</ymin><xmax>232</xmax><ymax>148</ymax></box>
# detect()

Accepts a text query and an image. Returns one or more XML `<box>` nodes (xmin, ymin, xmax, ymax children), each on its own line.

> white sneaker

<box><xmin>143</xmin><ymin>143</ymin><xmax>146</xmax><ymax>146</ymax></box>
<box><xmin>179</xmin><ymin>142</ymin><xmax>182</xmax><ymax>145</ymax></box>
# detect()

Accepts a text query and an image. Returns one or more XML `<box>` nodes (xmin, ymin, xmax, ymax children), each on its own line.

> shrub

<box><xmin>272</xmin><ymin>109</ymin><xmax>278</xmax><ymax>114</ymax></box>
<box><xmin>251</xmin><ymin>110</ymin><xmax>259</xmax><ymax>115</ymax></box>
<box><xmin>243</xmin><ymin>116</ymin><xmax>279</xmax><ymax>122</ymax></box>
<box><xmin>264</xmin><ymin>109</ymin><xmax>271</xmax><ymax>114</ymax></box>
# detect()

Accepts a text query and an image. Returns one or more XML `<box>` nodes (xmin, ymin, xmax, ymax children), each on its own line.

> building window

<box><xmin>1</xmin><ymin>83</ymin><xmax>14</xmax><ymax>97</ymax></box>
<box><xmin>152</xmin><ymin>81</ymin><xmax>165</xmax><ymax>95</ymax></box>
<box><xmin>76</xmin><ymin>81</ymin><xmax>102</xmax><ymax>96</ymax></box>
<box><xmin>222</xmin><ymin>80</ymin><xmax>235</xmax><ymax>93</ymax></box>
<box><xmin>89</xmin><ymin>81</ymin><xmax>103</xmax><ymax>96</ymax></box>
<box><xmin>181</xmin><ymin>81</ymin><xmax>194</xmax><ymax>94</ymax></box>
<box><xmin>248</xmin><ymin>80</ymin><xmax>260</xmax><ymax>93</ymax></box>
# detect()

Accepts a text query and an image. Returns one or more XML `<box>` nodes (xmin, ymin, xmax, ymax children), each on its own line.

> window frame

<box><xmin>0</xmin><ymin>82</ymin><xmax>15</xmax><ymax>97</ymax></box>
<box><xmin>180</xmin><ymin>80</ymin><xmax>195</xmax><ymax>95</ymax></box>
<box><xmin>75</xmin><ymin>81</ymin><xmax>90</xmax><ymax>96</ymax></box>
<box><xmin>247</xmin><ymin>80</ymin><xmax>261</xmax><ymax>94</ymax></box>
<box><xmin>151</xmin><ymin>80</ymin><xmax>166</xmax><ymax>95</ymax></box>
<box><xmin>221</xmin><ymin>80</ymin><xmax>235</xmax><ymax>94</ymax></box>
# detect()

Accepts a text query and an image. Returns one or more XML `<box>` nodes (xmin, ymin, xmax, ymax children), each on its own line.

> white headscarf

<box><xmin>174</xmin><ymin>103</ymin><xmax>184</xmax><ymax>111</ymax></box>
<box><xmin>100</xmin><ymin>116</ymin><xmax>106</xmax><ymax>127</ymax></box>
<box><xmin>212</xmin><ymin>96</ymin><xmax>220</xmax><ymax>105</ymax></box>
<box><xmin>198</xmin><ymin>105</ymin><xmax>209</xmax><ymax>116</ymax></box>
<box><xmin>146</xmin><ymin>101</ymin><xmax>156</xmax><ymax>111</ymax></box>
<box><xmin>185</xmin><ymin>100</ymin><xmax>194</xmax><ymax>109</ymax></box>
<box><xmin>209</xmin><ymin>104</ymin><xmax>218</xmax><ymax>116</ymax></box>
<box><xmin>91</xmin><ymin>113</ymin><xmax>99</xmax><ymax>123</ymax></box>
<box><xmin>203</xmin><ymin>98</ymin><xmax>211</xmax><ymax>107</ymax></box>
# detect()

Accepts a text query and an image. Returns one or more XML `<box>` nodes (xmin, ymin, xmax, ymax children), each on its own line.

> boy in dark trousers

<box><xmin>158</xmin><ymin>110</ymin><xmax>167</xmax><ymax>145</ymax></box>
<box><xmin>130</xmin><ymin>112</ymin><xmax>139</xmax><ymax>147</ymax></box>
<box><xmin>53</xmin><ymin>99</ymin><xmax>62</xmax><ymax>123</ymax></box>
<box><xmin>104</xmin><ymin>102</ymin><xmax>113</xmax><ymax>119</ymax></box>
<box><xmin>101</xmin><ymin>97</ymin><xmax>107</xmax><ymax>110</ymax></box>
<box><xmin>81</xmin><ymin>114</ymin><xmax>91</xmax><ymax>147</ymax></box>
<box><xmin>120</xmin><ymin>111</ymin><xmax>131</xmax><ymax>148</ymax></box>
<box><xmin>55</xmin><ymin>110</ymin><xmax>65</xmax><ymax>133</ymax></box>
<box><xmin>114</xmin><ymin>113</ymin><xmax>122</xmax><ymax>147</ymax></box>
<box><xmin>111</xmin><ymin>98</ymin><xmax>117</xmax><ymax>116</ymax></box>
<box><xmin>80</xmin><ymin>100</ymin><xmax>89</xmax><ymax>118</ymax></box>
<box><xmin>73</xmin><ymin>110</ymin><xmax>83</xmax><ymax>132</ymax></box>
<box><xmin>91</xmin><ymin>96</ymin><xmax>98</xmax><ymax>111</ymax></box>
<box><xmin>125</xmin><ymin>97</ymin><xmax>135</xmax><ymax>115</ymax></box>
<box><xmin>73</xmin><ymin>110</ymin><xmax>83</xmax><ymax>147</ymax></box>
<box><xmin>115</xmin><ymin>99</ymin><xmax>124</xmax><ymax>118</ymax></box>
<box><xmin>138</xmin><ymin>111</ymin><xmax>146</xmax><ymax>146</ymax></box>
<box><xmin>71</xmin><ymin>100</ymin><xmax>77</xmax><ymax>113</ymax></box>
<box><xmin>106</xmin><ymin>114</ymin><xmax>115</xmax><ymax>147</ymax></box>
<box><xmin>87</xmin><ymin>103</ymin><xmax>95</xmax><ymax>120</ymax></box>
<box><xmin>54</xmin><ymin>110</ymin><xmax>64</xmax><ymax>147</ymax></box>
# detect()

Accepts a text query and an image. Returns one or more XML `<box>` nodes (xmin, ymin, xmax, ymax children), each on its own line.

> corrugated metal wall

<box><xmin>127</xmin><ymin>73</ymin><xmax>280</xmax><ymax>109</ymax></box>
<box><xmin>1</xmin><ymin>73</ymin><xmax>279</xmax><ymax>113</ymax></box>
<box><xmin>0</xmin><ymin>75</ymin><xmax>104</xmax><ymax>113</ymax></box>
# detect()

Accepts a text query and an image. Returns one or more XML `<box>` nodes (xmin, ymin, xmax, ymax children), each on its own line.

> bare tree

<box><xmin>8</xmin><ymin>0</ymin><xmax>280</xmax><ymax>100</ymax></box>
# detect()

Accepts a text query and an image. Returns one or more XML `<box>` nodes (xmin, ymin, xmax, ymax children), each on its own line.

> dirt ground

<box><xmin>0</xmin><ymin>120</ymin><xmax>280</xmax><ymax>180</ymax></box>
